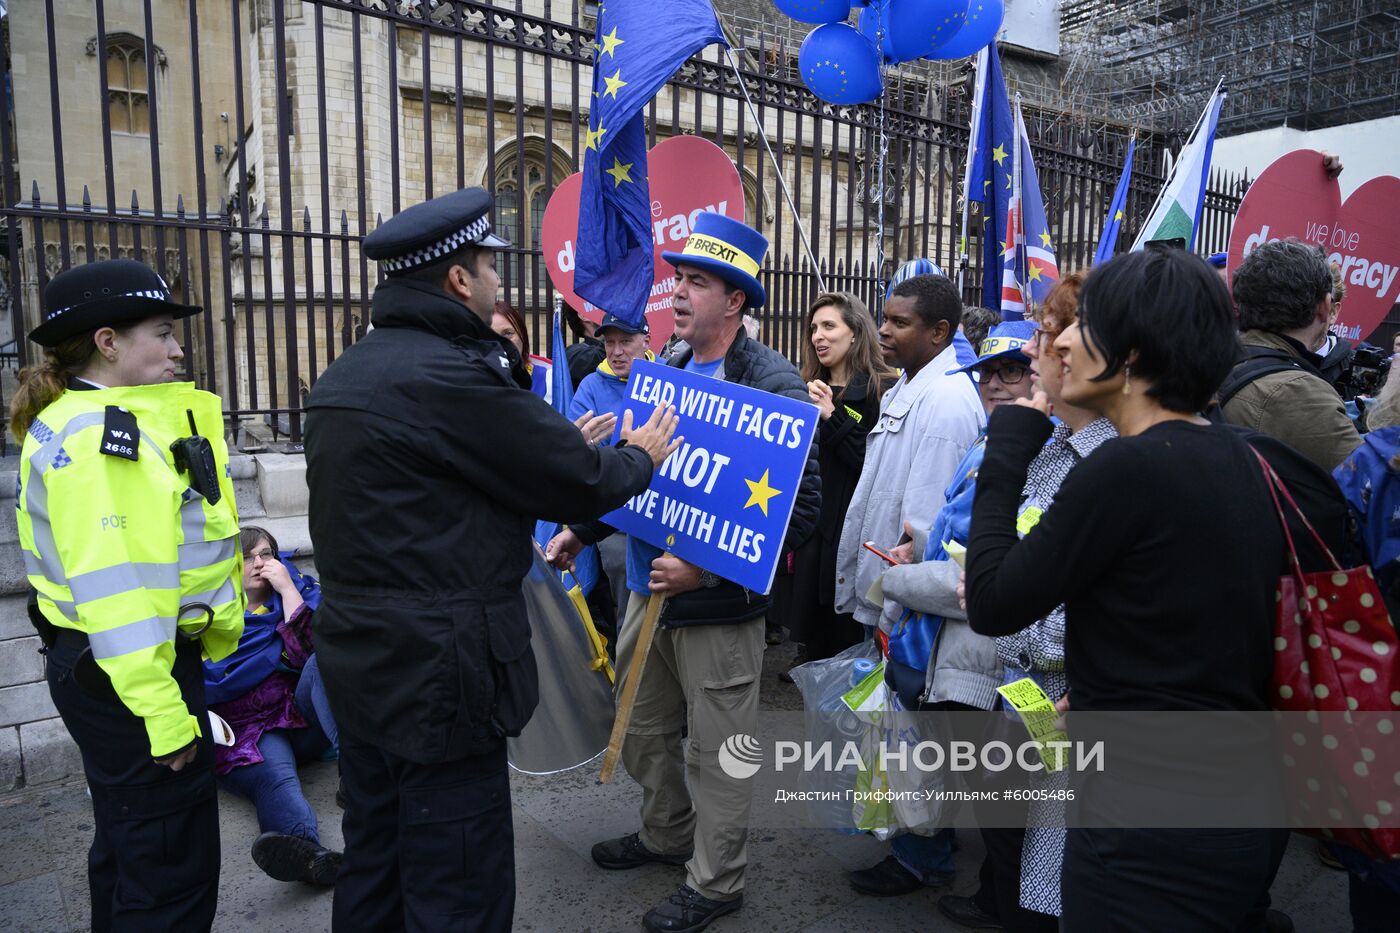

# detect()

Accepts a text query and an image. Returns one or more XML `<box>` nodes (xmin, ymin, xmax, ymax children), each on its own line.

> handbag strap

<box><xmin>1250</xmin><ymin>448</ymin><xmax>1343</xmax><ymax>574</ymax></box>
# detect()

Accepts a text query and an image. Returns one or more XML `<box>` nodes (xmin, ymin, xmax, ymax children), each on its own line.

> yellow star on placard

<box><xmin>743</xmin><ymin>469</ymin><xmax>782</xmax><ymax>517</ymax></box>
<box><xmin>1039</xmin><ymin>231</ymin><xmax>1053</xmax><ymax>247</ymax></box>
<box><xmin>599</xmin><ymin>26</ymin><xmax>624</xmax><ymax>58</ymax></box>
<box><xmin>992</xmin><ymin>143</ymin><xmax>1008</xmax><ymax>165</ymax></box>
<box><xmin>605</xmin><ymin>157</ymin><xmax>633</xmax><ymax>187</ymax></box>
<box><xmin>603</xmin><ymin>69</ymin><xmax>628</xmax><ymax>100</ymax></box>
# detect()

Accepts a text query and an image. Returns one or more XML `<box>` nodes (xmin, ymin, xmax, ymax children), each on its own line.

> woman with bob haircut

<box><xmin>964</xmin><ymin>248</ymin><xmax>1294</xmax><ymax>931</ymax></box>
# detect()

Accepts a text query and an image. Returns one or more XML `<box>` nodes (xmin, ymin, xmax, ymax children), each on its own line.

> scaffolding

<box><xmin>1060</xmin><ymin>0</ymin><xmax>1400</xmax><ymax>136</ymax></box>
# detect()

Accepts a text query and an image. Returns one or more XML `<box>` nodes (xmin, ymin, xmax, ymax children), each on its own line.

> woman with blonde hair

<box><xmin>780</xmin><ymin>292</ymin><xmax>896</xmax><ymax>671</ymax></box>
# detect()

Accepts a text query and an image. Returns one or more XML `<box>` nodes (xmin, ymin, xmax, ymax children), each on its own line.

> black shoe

<box><xmin>251</xmin><ymin>831</ymin><xmax>342</xmax><ymax>886</ymax></box>
<box><xmin>938</xmin><ymin>893</ymin><xmax>1002</xmax><ymax>930</ymax></box>
<box><xmin>778</xmin><ymin>667</ymin><xmax>796</xmax><ymax>684</ymax></box>
<box><xmin>1264</xmin><ymin>909</ymin><xmax>1295</xmax><ymax>933</ymax></box>
<box><xmin>643</xmin><ymin>885</ymin><xmax>742</xmax><ymax>933</ymax></box>
<box><xmin>848</xmin><ymin>855</ymin><xmax>951</xmax><ymax>897</ymax></box>
<box><xmin>591</xmin><ymin>832</ymin><xmax>691</xmax><ymax>870</ymax></box>
<box><xmin>765</xmin><ymin>622</ymin><xmax>784</xmax><ymax>646</ymax></box>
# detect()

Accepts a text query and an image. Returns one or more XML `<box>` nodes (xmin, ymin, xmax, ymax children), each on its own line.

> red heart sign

<box><xmin>1227</xmin><ymin>149</ymin><xmax>1400</xmax><ymax>342</ymax></box>
<box><xmin>540</xmin><ymin>135</ymin><xmax>745</xmax><ymax>350</ymax></box>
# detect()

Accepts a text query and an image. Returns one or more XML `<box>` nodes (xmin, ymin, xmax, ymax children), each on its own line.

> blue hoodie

<box><xmin>568</xmin><ymin>354</ymin><xmax>655</xmax><ymax>445</ymax></box>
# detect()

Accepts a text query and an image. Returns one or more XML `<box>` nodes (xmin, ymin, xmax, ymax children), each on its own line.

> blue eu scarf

<box><xmin>203</xmin><ymin>556</ymin><xmax>322</xmax><ymax>705</ymax></box>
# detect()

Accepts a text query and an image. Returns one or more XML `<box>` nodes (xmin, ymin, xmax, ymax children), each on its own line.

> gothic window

<box><xmin>105</xmin><ymin>37</ymin><xmax>151</xmax><ymax>135</ymax></box>
<box><xmin>493</xmin><ymin>162</ymin><xmax>548</xmax><ymax>251</ymax></box>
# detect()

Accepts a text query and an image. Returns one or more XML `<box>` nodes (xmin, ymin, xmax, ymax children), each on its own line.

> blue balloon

<box><xmin>929</xmin><ymin>0</ymin><xmax>1004</xmax><ymax>60</ymax></box>
<box><xmin>858</xmin><ymin>0</ymin><xmax>970</xmax><ymax>63</ymax></box>
<box><xmin>798</xmin><ymin>23</ymin><xmax>884</xmax><ymax>105</ymax></box>
<box><xmin>773</xmin><ymin>0</ymin><xmax>853</xmax><ymax>25</ymax></box>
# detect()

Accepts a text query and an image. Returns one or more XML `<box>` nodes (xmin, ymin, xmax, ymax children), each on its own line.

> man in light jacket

<box><xmin>833</xmin><ymin>273</ymin><xmax>984</xmax><ymax>896</ymax></box>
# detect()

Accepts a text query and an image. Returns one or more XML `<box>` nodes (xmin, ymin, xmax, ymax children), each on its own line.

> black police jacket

<box><xmin>304</xmin><ymin>278</ymin><xmax>654</xmax><ymax>764</ymax></box>
<box><xmin>574</xmin><ymin>328</ymin><xmax>822</xmax><ymax>627</ymax></box>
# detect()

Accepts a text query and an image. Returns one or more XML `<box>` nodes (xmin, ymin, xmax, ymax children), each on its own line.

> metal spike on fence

<box><xmin>131</xmin><ymin>189</ymin><xmax>140</xmax><ymax>214</ymax></box>
<box><xmin>262</xmin><ymin>205</ymin><xmax>270</xmax><ymax>228</ymax></box>
<box><xmin>176</xmin><ymin>194</ymin><xmax>186</xmax><ymax>219</ymax></box>
<box><xmin>341</xmin><ymin>210</ymin><xmax>348</xmax><ymax>234</ymax></box>
<box><xmin>304</xmin><ymin>205</ymin><xmax>312</xmax><ymax>231</ymax></box>
<box><xmin>82</xmin><ymin>186</ymin><xmax>92</xmax><ymax>212</ymax></box>
<box><xmin>30</xmin><ymin>180</ymin><xmax>40</xmax><ymax>208</ymax></box>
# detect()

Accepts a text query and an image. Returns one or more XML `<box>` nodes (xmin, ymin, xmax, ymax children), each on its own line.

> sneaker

<box><xmin>848</xmin><ymin>855</ymin><xmax>952</xmax><ymax>897</ymax></box>
<box><xmin>643</xmin><ymin>884</ymin><xmax>742</xmax><ymax>933</ymax></box>
<box><xmin>937</xmin><ymin>893</ymin><xmax>1002</xmax><ymax>930</ymax></box>
<box><xmin>591</xmin><ymin>832</ymin><xmax>691</xmax><ymax>870</ymax></box>
<box><xmin>251</xmin><ymin>831</ymin><xmax>342</xmax><ymax>886</ymax></box>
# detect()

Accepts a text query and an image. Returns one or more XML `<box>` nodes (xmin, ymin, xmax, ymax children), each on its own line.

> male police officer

<box><xmin>304</xmin><ymin>187</ymin><xmax>679</xmax><ymax>932</ymax></box>
<box><xmin>549</xmin><ymin>213</ymin><xmax>821</xmax><ymax>933</ymax></box>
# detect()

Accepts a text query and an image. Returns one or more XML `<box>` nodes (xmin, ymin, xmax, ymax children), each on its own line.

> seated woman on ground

<box><xmin>204</xmin><ymin>525</ymin><xmax>342</xmax><ymax>887</ymax></box>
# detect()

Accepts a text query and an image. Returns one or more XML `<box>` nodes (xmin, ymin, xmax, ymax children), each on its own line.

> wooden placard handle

<box><xmin>598</xmin><ymin>586</ymin><xmax>666</xmax><ymax>784</ymax></box>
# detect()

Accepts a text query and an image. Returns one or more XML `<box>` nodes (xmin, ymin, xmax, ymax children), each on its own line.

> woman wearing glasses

<box><xmin>204</xmin><ymin>526</ymin><xmax>342</xmax><ymax>887</ymax></box>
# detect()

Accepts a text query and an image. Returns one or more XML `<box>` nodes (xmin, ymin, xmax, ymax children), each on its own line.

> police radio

<box><xmin>171</xmin><ymin>409</ymin><xmax>222</xmax><ymax>505</ymax></box>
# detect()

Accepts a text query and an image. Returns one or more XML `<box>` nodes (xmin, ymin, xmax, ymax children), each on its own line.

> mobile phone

<box><xmin>863</xmin><ymin>541</ymin><xmax>898</xmax><ymax>565</ymax></box>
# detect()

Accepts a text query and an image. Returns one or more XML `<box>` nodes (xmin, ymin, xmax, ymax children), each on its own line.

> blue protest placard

<box><xmin>604</xmin><ymin>359</ymin><xmax>816</xmax><ymax>594</ymax></box>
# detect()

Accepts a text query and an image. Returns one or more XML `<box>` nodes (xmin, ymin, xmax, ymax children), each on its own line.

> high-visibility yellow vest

<box><xmin>15</xmin><ymin>383</ymin><xmax>245</xmax><ymax>757</ymax></box>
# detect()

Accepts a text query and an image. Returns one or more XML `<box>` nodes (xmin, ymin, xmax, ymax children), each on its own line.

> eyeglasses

<box><xmin>1030</xmin><ymin>326</ymin><xmax>1062</xmax><ymax>346</ymax></box>
<box><xmin>247</xmin><ymin>548</ymin><xmax>275</xmax><ymax>562</ymax></box>
<box><xmin>978</xmin><ymin>362</ymin><xmax>1030</xmax><ymax>385</ymax></box>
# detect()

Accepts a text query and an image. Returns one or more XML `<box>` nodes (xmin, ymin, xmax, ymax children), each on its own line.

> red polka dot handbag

<box><xmin>1256</xmin><ymin>450</ymin><xmax>1400</xmax><ymax>859</ymax></box>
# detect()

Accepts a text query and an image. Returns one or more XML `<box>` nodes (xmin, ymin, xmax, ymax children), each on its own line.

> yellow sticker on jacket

<box><xmin>1016</xmin><ymin>506</ymin><xmax>1044</xmax><ymax>536</ymax></box>
<box><xmin>843</xmin><ymin>404</ymin><xmax>864</xmax><ymax>424</ymax></box>
<box><xmin>995</xmin><ymin>677</ymin><xmax>1069</xmax><ymax>772</ymax></box>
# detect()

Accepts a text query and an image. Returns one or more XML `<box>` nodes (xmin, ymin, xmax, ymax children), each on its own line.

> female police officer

<box><xmin>11</xmin><ymin>259</ymin><xmax>244</xmax><ymax>931</ymax></box>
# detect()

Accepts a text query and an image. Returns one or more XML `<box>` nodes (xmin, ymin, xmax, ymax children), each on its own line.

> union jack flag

<box><xmin>999</xmin><ymin>100</ymin><xmax>1060</xmax><ymax>317</ymax></box>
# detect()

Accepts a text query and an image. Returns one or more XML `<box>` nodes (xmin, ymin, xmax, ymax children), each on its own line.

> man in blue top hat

<box><xmin>548</xmin><ymin>212</ymin><xmax>821</xmax><ymax>933</ymax></box>
<box><xmin>303</xmin><ymin>187</ymin><xmax>681</xmax><ymax>932</ymax></box>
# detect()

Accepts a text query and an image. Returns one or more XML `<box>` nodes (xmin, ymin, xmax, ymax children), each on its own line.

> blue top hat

<box><xmin>661</xmin><ymin>213</ymin><xmax>768</xmax><ymax>309</ymax></box>
<box><xmin>948</xmin><ymin>321</ymin><xmax>1036</xmax><ymax>374</ymax></box>
<box><xmin>1206</xmin><ymin>251</ymin><xmax>1228</xmax><ymax>269</ymax></box>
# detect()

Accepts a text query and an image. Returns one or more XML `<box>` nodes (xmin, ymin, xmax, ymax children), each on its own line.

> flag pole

<box><xmin>1129</xmin><ymin>77</ymin><xmax>1225</xmax><ymax>251</ymax></box>
<box><xmin>722</xmin><ymin>46</ymin><xmax>826</xmax><ymax>293</ymax></box>
<box><xmin>956</xmin><ymin>47</ymin><xmax>989</xmax><ymax>295</ymax></box>
<box><xmin>1011</xmin><ymin>96</ymin><xmax>1027</xmax><ymax>313</ymax></box>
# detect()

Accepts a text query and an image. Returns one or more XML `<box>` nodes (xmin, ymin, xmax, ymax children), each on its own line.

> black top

<box><xmin>966</xmin><ymin>406</ymin><xmax>1284</xmax><ymax>714</ymax></box>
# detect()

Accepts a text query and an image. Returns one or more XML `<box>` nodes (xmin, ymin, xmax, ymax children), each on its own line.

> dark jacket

<box><xmin>304</xmin><ymin>278</ymin><xmax>654</xmax><ymax>764</ymax></box>
<box><xmin>566</xmin><ymin>337</ymin><xmax>606</xmax><ymax>390</ymax></box>
<box><xmin>575</xmin><ymin>328</ymin><xmax>822</xmax><ymax>627</ymax></box>
<box><xmin>790</xmin><ymin>371</ymin><xmax>884</xmax><ymax>630</ymax></box>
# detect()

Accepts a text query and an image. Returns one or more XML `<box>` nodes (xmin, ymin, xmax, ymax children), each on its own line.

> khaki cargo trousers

<box><xmin>614</xmin><ymin>590</ymin><xmax>765</xmax><ymax>901</ymax></box>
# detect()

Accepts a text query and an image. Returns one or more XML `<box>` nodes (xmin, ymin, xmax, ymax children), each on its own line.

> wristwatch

<box><xmin>698</xmin><ymin>569</ymin><xmax>723</xmax><ymax>589</ymax></box>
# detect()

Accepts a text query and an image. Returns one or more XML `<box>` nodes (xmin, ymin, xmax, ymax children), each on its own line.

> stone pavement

<box><xmin>0</xmin><ymin>642</ymin><xmax>1350</xmax><ymax>932</ymax></box>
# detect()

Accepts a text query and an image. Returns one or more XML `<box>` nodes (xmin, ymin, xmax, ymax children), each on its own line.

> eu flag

<box><xmin>963</xmin><ymin>46</ymin><xmax>1018</xmax><ymax>317</ymax></box>
<box><xmin>1094</xmin><ymin>136</ymin><xmax>1136</xmax><ymax>265</ymax></box>
<box><xmin>574</xmin><ymin>0</ymin><xmax>728</xmax><ymax>328</ymax></box>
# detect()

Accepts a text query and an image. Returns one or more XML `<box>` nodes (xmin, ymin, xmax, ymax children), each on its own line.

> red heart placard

<box><xmin>1227</xmin><ymin>149</ymin><xmax>1400</xmax><ymax>342</ymax></box>
<box><xmin>540</xmin><ymin>135</ymin><xmax>745</xmax><ymax>350</ymax></box>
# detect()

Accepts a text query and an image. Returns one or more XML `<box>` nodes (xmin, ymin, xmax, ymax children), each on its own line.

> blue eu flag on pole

<box><xmin>1093</xmin><ymin>136</ymin><xmax>1136</xmax><ymax>265</ymax></box>
<box><xmin>574</xmin><ymin>0</ymin><xmax>728</xmax><ymax>328</ymax></box>
<box><xmin>964</xmin><ymin>46</ymin><xmax>1017</xmax><ymax>317</ymax></box>
<box><xmin>535</xmin><ymin>303</ymin><xmax>601</xmax><ymax>595</ymax></box>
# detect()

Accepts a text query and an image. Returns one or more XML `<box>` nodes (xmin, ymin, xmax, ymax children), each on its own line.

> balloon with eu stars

<box><xmin>771</xmin><ymin>0</ymin><xmax>852</xmax><ymax>25</ymax></box>
<box><xmin>798</xmin><ymin>22</ymin><xmax>884</xmax><ymax>105</ymax></box>
<box><xmin>857</xmin><ymin>0</ymin><xmax>970</xmax><ymax>64</ymax></box>
<box><xmin>928</xmin><ymin>0</ymin><xmax>1005</xmax><ymax>60</ymax></box>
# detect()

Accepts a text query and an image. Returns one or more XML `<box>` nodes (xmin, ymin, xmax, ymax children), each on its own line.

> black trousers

<box><xmin>333</xmin><ymin>729</ymin><xmax>514</xmax><ymax>933</ymax></box>
<box><xmin>1061</xmin><ymin>826</ymin><xmax>1289</xmax><ymax>933</ymax></box>
<box><xmin>46</xmin><ymin>631</ymin><xmax>220</xmax><ymax>933</ymax></box>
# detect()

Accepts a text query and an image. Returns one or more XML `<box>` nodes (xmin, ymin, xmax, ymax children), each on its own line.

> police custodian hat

<box><xmin>364</xmin><ymin>187</ymin><xmax>511</xmax><ymax>275</ymax></box>
<box><xmin>31</xmin><ymin>259</ymin><xmax>202</xmax><ymax>348</ymax></box>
